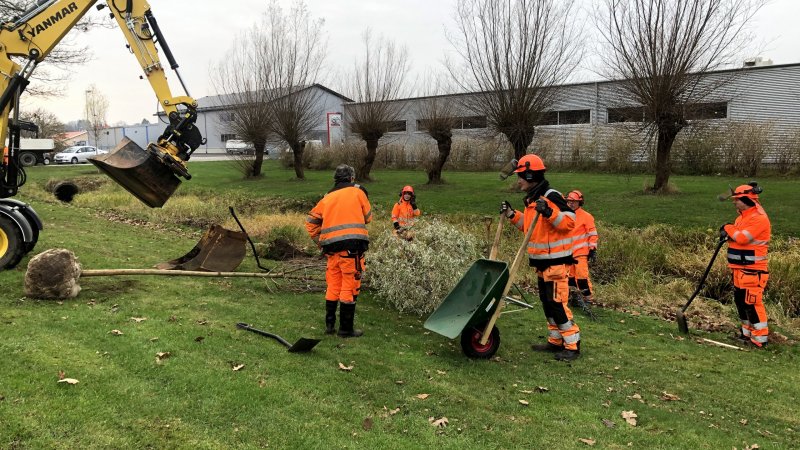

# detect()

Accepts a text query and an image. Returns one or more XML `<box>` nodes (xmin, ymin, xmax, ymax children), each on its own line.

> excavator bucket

<box><xmin>89</xmin><ymin>138</ymin><xmax>181</xmax><ymax>208</ymax></box>
<box><xmin>155</xmin><ymin>225</ymin><xmax>248</xmax><ymax>272</ymax></box>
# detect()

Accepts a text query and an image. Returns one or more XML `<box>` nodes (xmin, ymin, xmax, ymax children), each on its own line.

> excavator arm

<box><xmin>0</xmin><ymin>0</ymin><xmax>204</xmax><ymax>207</ymax></box>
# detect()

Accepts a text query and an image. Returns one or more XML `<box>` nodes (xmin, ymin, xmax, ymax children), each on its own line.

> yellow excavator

<box><xmin>1</xmin><ymin>0</ymin><xmax>205</xmax><ymax>270</ymax></box>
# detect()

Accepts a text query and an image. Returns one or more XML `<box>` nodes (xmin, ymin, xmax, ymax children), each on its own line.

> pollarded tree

<box><xmin>449</xmin><ymin>0</ymin><xmax>581</xmax><ymax>160</ymax></box>
<box><xmin>415</xmin><ymin>73</ymin><xmax>460</xmax><ymax>184</ymax></box>
<box><xmin>345</xmin><ymin>30</ymin><xmax>411</xmax><ymax>181</ymax></box>
<box><xmin>596</xmin><ymin>0</ymin><xmax>766</xmax><ymax>192</ymax></box>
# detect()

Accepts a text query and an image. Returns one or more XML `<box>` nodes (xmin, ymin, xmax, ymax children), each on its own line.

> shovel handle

<box><xmin>680</xmin><ymin>238</ymin><xmax>727</xmax><ymax>313</ymax></box>
<box><xmin>480</xmin><ymin>213</ymin><xmax>540</xmax><ymax>345</ymax></box>
<box><xmin>488</xmin><ymin>213</ymin><xmax>505</xmax><ymax>260</ymax></box>
<box><xmin>236</xmin><ymin>322</ymin><xmax>291</xmax><ymax>348</ymax></box>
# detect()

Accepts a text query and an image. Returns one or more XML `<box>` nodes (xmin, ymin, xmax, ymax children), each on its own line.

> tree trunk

<box><xmin>651</xmin><ymin>125</ymin><xmax>680</xmax><ymax>193</ymax></box>
<box><xmin>291</xmin><ymin>141</ymin><xmax>305</xmax><ymax>180</ymax></box>
<box><xmin>427</xmin><ymin>135</ymin><xmax>452</xmax><ymax>184</ymax></box>
<box><xmin>357</xmin><ymin>138</ymin><xmax>380</xmax><ymax>181</ymax></box>
<box><xmin>251</xmin><ymin>139</ymin><xmax>266</xmax><ymax>177</ymax></box>
<box><xmin>508</xmin><ymin>132</ymin><xmax>535</xmax><ymax>160</ymax></box>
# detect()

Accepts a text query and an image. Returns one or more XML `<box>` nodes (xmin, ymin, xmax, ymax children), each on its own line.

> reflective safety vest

<box><xmin>510</xmin><ymin>189</ymin><xmax>576</xmax><ymax>269</ymax></box>
<box><xmin>2</xmin><ymin>146</ymin><xmax>8</xmax><ymax>166</ymax></box>
<box><xmin>723</xmin><ymin>204</ymin><xmax>770</xmax><ymax>271</ymax></box>
<box><xmin>306</xmin><ymin>183</ymin><xmax>372</xmax><ymax>252</ymax></box>
<box><xmin>570</xmin><ymin>207</ymin><xmax>598</xmax><ymax>257</ymax></box>
<box><xmin>391</xmin><ymin>200</ymin><xmax>419</xmax><ymax>228</ymax></box>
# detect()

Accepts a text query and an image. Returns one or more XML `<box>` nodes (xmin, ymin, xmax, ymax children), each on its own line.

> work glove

<box><xmin>393</xmin><ymin>221</ymin><xmax>401</xmax><ymax>230</ymax></box>
<box><xmin>500</xmin><ymin>200</ymin><xmax>515</xmax><ymax>219</ymax></box>
<box><xmin>719</xmin><ymin>224</ymin><xmax>730</xmax><ymax>241</ymax></box>
<box><xmin>588</xmin><ymin>249</ymin><xmax>597</xmax><ymax>265</ymax></box>
<box><xmin>534</xmin><ymin>198</ymin><xmax>553</xmax><ymax>218</ymax></box>
<box><xmin>410</xmin><ymin>193</ymin><xmax>417</xmax><ymax>210</ymax></box>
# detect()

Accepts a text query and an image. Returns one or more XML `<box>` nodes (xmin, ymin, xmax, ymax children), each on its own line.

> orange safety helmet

<box><xmin>565</xmin><ymin>190</ymin><xmax>584</xmax><ymax>205</ymax></box>
<box><xmin>731</xmin><ymin>182</ymin><xmax>762</xmax><ymax>201</ymax></box>
<box><xmin>513</xmin><ymin>154</ymin><xmax>546</xmax><ymax>173</ymax></box>
<box><xmin>400</xmin><ymin>185</ymin><xmax>414</xmax><ymax>196</ymax></box>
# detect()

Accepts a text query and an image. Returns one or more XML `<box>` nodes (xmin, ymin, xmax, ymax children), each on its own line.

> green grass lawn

<box><xmin>1</xmin><ymin>162</ymin><xmax>798</xmax><ymax>448</ymax></box>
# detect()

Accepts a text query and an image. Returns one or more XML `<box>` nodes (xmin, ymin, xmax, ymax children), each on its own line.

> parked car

<box><xmin>53</xmin><ymin>146</ymin><xmax>107</xmax><ymax>164</ymax></box>
<box><xmin>225</xmin><ymin>139</ymin><xmax>255</xmax><ymax>155</ymax></box>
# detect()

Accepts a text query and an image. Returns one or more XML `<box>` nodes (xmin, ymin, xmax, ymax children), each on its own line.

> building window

<box><xmin>385</xmin><ymin>120</ymin><xmax>407</xmax><ymax>133</ymax></box>
<box><xmin>537</xmin><ymin>111</ymin><xmax>559</xmax><ymax>126</ymax></box>
<box><xmin>221</xmin><ymin>134</ymin><xmax>236</xmax><ymax>142</ymax></box>
<box><xmin>219</xmin><ymin>112</ymin><xmax>235</xmax><ymax>122</ymax></box>
<box><xmin>607</xmin><ymin>106</ymin><xmax>645</xmax><ymax>123</ymax></box>
<box><xmin>461</xmin><ymin>115</ymin><xmax>487</xmax><ymax>129</ymax></box>
<box><xmin>559</xmin><ymin>109</ymin><xmax>591</xmax><ymax>125</ymax></box>
<box><xmin>687</xmin><ymin>102</ymin><xmax>727</xmax><ymax>120</ymax></box>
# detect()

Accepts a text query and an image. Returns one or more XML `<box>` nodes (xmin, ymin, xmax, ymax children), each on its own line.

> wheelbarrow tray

<box><xmin>424</xmin><ymin>259</ymin><xmax>509</xmax><ymax>339</ymax></box>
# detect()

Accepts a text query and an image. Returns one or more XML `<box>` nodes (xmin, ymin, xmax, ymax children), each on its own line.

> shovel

<box><xmin>236</xmin><ymin>322</ymin><xmax>320</xmax><ymax>353</ymax></box>
<box><xmin>676</xmin><ymin>238</ymin><xmax>727</xmax><ymax>334</ymax></box>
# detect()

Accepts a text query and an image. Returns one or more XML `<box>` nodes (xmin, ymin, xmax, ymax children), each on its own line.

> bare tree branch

<box><xmin>84</xmin><ymin>84</ymin><xmax>108</xmax><ymax>148</ymax></box>
<box><xmin>448</xmin><ymin>0</ymin><xmax>582</xmax><ymax>159</ymax></box>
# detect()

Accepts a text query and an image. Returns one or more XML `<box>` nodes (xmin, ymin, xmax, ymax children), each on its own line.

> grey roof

<box><xmin>193</xmin><ymin>83</ymin><xmax>353</xmax><ymax>112</ymax></box>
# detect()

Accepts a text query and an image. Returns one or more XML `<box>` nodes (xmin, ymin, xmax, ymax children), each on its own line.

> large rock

<box><xmin>25</xmin><ymin>249</ymin><xmax>82</xmax><ymax>299</ymax></box>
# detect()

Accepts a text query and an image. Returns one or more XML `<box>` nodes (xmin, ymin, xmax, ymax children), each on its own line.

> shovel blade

<box><xmin>89</xmin><ymin>138</ymin><xmax>181</xmax><ymax>208</ymax></box>
<box><xmin>287</xmin><ymin>338</ymin><xmax>321</xmax><ymax>353</ymax></box>
<box><xmin>155</xmin><ymin>225</ymin><xmax>247</xmax><ymax>272</ymax></box>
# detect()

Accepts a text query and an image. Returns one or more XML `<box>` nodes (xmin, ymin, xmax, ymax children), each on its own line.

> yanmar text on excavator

<box><xmin>0</xmin><ymin>0</ymin><xmax>205</xmax><ymax>270</ymax></box>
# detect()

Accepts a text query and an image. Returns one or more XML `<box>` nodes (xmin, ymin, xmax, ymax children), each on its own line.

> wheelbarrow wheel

<box><xmin>460</xmin><ymin>321</ymin><xmax>500</xmax><ymax>359</ymax></box>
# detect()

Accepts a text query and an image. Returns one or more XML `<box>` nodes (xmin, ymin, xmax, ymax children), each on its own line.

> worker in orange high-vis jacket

<box><xmin>500</xmin><ymin>154</ymin><xmax>581</xmax><ymax>361</ymax></box>
<box><xmin>391</xmin><ymin>185</ymin><xmax>420</xmax><ymax>239</ymax></box>
<box><xmin>306</xmin><ymin>164</ymin><xmax>372</xmax><ymax>338</ymax></box>
<box><xmin>721</xmin><ymin>182</ymin><xmax>771</xmax><ymax>348</ymax></box>
<box><xmin>565</xmin><ymin>190</ymin><xmax>598</xmax><ymax>304</ymax></box>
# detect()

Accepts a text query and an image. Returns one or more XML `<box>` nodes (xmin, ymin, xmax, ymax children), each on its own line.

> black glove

<box><xmin>534</xmin><ymin>199</ymin><xmax>553</xmax><ymax>218</ymax></box>
<box><xmin>393</xmin><ymin>221</ymin><xmax>400</xmax><ymax>230</ymax></box>
<box><xmin>410</xmin><ymin>194</ymin><xmax>417</xmax><ymax>210</ymax></box>
<box><xmin>719</xmin><ymin>224</ymin><xmax>730</xmax><ymax>240</ymax></box>
<box><xmin>500</xmin><ymin>200</ymin><xmax>515</xmax><ymax>219</ymax></box>
<box><xmin>588</xmin><ymin>249</ymin><xmax>597</xmax><ymax>264</ymax></box>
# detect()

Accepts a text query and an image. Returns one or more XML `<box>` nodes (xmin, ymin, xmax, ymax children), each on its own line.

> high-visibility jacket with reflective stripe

<box><xmin>570</xmin><ymin>207</ymin><xmax>597</xmax><ymax>257</ymax></box>
<box><xmin>391</xmin><ymin>200</ymin><xmax>419</xmax><ymax>228</ymax></box>
<box><xmin>306</xmin><ymin>183</ymin><xmax>372</xmax><ymax>253</ymax></box>
<box><xmin>723</xmin><ymin>204</ymin><xmax>770</xmax><ymax>271</ymax></box>
<box><xmin>510</xmin><ymin>189</ymin><xmax>576</xmax><ymax>269</ymax></box>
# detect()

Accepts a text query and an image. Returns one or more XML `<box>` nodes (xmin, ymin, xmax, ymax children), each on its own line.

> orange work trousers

<box><xmin>537</xmin><ymin>264</ymin><xmax>581</xmax><ymax>350</ymax></box>
<box><xmin>568</xmin><ymin>255</ymin><xmax>594</xmax><ymax>301</ymax></box>
<box><xmin>325</xmin><ymin>250</ymin><xmax>365</xmax><ymax>303</ymax></box>
<box><xmin>732</xmin><ymin>268</ymin><xmax>769</xmax><ymax>346</ymax></box>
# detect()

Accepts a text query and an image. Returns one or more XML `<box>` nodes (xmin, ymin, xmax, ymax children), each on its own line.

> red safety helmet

<box><xmin>400</xmin><ymin>185</ymin><xmax>414</xmax><ymax>196</ymax></box>
<box><xmin>565</xmin><ymin>190</ymin><xmax>584</xmax><ymax>205</ymax></box>
<box><xmin>513</xmin><ymin>154</ymin><xmax>546</xmax><ymax>173</ymax></box>
<box><xmin>731</xmin><ymin>182</ymin><xmax>761</xmax><ymax>201</ymax></box>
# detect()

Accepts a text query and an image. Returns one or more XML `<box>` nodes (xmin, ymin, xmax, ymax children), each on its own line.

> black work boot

<box><xmin>325</xmin><ymin>301</ymin><xmax>338</xmax><ymax>335</ymax></box>
<box><xmin>554</xmin><ymin>341</ymin><xmax>581</xmax><ymax>361</ymax></box>
<box><xmin>531</xmin><ymin>342</ymin><xmax>564</xmax><ymax>352</ymax></box>
<box><xmin>337</xmin><ymin>302</ymin><xmax>363</xmax><ymax>338</ymax></box>
<box><xmin>729</xmin><ymin>332</ymin><xmax>749</xmax><ymax>344</ymax></box>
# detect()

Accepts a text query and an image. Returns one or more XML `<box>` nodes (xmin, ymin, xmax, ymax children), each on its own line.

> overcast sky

<box><xmin>24</xmin><ymin>0</ymin><xmax>800</xmax><ymax>125</ymax></box>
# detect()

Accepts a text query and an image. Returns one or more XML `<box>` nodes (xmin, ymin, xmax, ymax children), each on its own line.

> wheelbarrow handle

<box><xmin>480</xmin><ymin>213</ymin><xmax>540</xmax><ymax>345</ymax></box>
<box><xmin>489</xmin><ymin>212</ymin><xmax>506</xmax><ymax>260</ymax></box>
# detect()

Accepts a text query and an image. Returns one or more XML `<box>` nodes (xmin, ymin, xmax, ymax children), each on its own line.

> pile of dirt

<box><xmin>24</xmin><ymin>248</ymin><xmax>82</xmax><ymax>299</ymax></box>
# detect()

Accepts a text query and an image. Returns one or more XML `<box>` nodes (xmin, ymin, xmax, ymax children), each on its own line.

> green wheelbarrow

<box><xmin>424</xmin><ymin>213</ymin><xmax>539</xmax><ymax>359</ymax></box>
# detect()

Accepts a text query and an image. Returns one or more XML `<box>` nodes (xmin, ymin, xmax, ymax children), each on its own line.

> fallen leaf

<box><xmin>395</xmin><ymin>380</ymin><xmax>404</xmax><ymax>385</ymax></box>
<box><xmin>338</xmin><ymin>362</ymin><xmax>353</xmax><ymax>372</ymax></box>
<box><xmin>602</xmin><ymin>419</ymin><xmax>616</xmax><ymax>428</ymax></box>
<box><xmin>58</xmin><ymin>370</ymin><xmax>65</xmax><ymax>380</ymax></box>
<box><xmin>740</xmin><ymin>419</ymin><xmax>749</xmax><ymax>425</ymax></box>
<box><xmin>194</xmin><ymin>336</ymin><xmax>205</xmax><ymax>343</ymax></box>
<box><xmin>149</xmin><ymin>337</ymin><xmax>159</xmax><ymax>342</ymax></box>
<box><xmin>519</xmin><ymin>399</ymin><xmax>529</xmax><ymax>406</ymax></box>
<box><xmin>168</xmin><ymin>315</ymin><xmax>177</xmax><ymax>322</ymax></box>
<box><xmin>660</xmin><ymin>392</ymin><xmax>680</xmax><ymax>401</ymax></box>
<box><xmin>621</xmin><ymin>410</ymin><xmax>638</xmax><ymax>426</ymax></box>
<box><xmin>744</xmin><ymin>445</ymin><xmax>759</xmax><ymax>450</ymax></box>
<box><xmin>156</xmin><ymin>352</ymin><xmax>171</xmax><ymax>362</ymax></box>
<box><xmin>579</xmin><ymin>438</ymin><xmax>596</xmax><ymax>446</ymax></box>
<box><xmin>110</xmin><ymin>329</ymin><xmax>124</xmax><ymax>336</ymax></box>
<box><xmin>362</xmin><ymin>417</ymin><xmax>373</xmax><ymax>431</ymax></box>
<box><xmin>232</xmin><ymin>364</ymin><xmax>245</xmax><ymax>371</ymax></box>
<box><xmin>436</xmin><ymin>370</ymin><xmax>447</xmax><ymax>375</ymax></box>
<box><xmin>131</xmin><ymin>317</ymin><xmax>147</xmax><ymax>323</ymax></box>
<box><xmin>197</xmin><ymin>320</ymin><xmax>208</xmax><ymax>325</ymax></box>
<box><xmin>57</xmin><ymin>378</ymin><xmax>79</xmax><ymax>385</ymax></box>
<box><xmin>520</xmin><ymin>390</ymin><xmax>533</xmax><ymax>394</ymax></box>
<box><xmin>428</xmin><ymin>416</ymin><xmax>448</xmax><ymax>428</ymax></box>
<box><xmin>388</xmin><ymin>407</ymin><xmax>400</xmax><ymax>416</ymax></box>
<box><xmin>416</xmin><ymin>393</ymin><xmax>430</xmax><ymax>400</ymax></box>
<box><xmin>535</xmin><ymin>386</ymin><xmax>549</xmax><ymax>393</ymax></box>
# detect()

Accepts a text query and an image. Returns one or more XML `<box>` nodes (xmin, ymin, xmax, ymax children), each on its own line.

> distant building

<box><xmin>60</xmin><ymin>130</ymin><xmax>89</xmax><ymax>147</ymax></box>
<box><xmin>94</xmin><ymin>84</ymin><xmax>352</xmax><ymax>153</ymax></box>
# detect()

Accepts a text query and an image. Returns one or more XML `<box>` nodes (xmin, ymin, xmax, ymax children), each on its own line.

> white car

<box><xmin>53</xmin><ymin>146</ymin><xmax>107</xmax><ymax>164</ymax></box>
<box><xmin>225</xmin><ymin>139</ymin><xmax>255</xmax><ymax>155</ymax></box>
